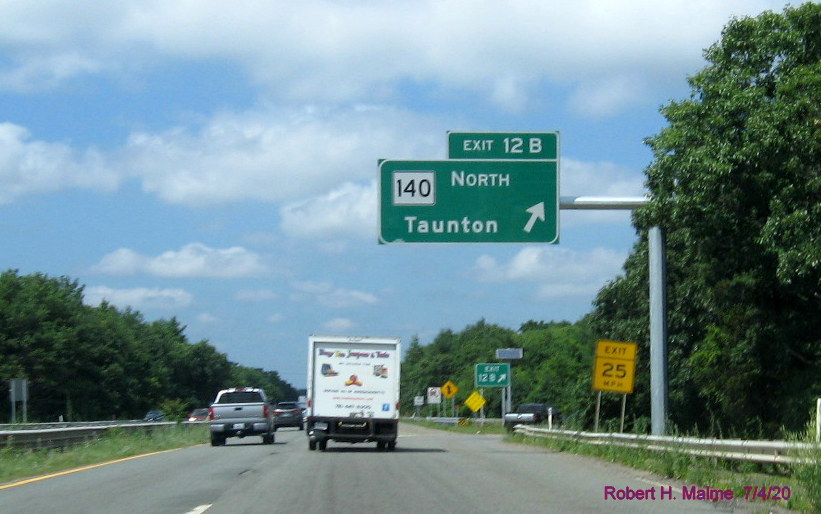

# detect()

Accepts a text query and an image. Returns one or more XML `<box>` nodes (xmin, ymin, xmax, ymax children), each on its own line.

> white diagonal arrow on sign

<box><xmin>524</xmin><ymin>202</ymin><xmax>545</xmax><ymax>232</ymax></box>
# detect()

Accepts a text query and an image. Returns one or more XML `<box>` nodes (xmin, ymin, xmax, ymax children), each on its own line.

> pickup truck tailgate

<box><xmin>211</xmin><ymin>403</ymin><xmax>265</xmax><ymax>422</ymax></box>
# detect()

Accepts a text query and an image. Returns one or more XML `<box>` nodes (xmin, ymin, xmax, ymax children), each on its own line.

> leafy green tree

<box><xmin>0</xmin><ymin>271</ymin><xmax>88</xmax><ymax>420</ymax></box>
<box><xmin>226</xmin><ymin>364</ymin><xmax>298</xmax><ymax>404</ymax></box>
<box><xmin>173</xmin><ymin>340</ymin><xmax>232</xmax><ymax>407</ymax></box>
<box><xmin>591</xmin><ymin>4</ymin><xmax>821</xmax><ymax>436</ymax></box>
<box><xmin>0</xmin><ymin>269</ymin><xmax>300</xmax><ymax>422</ymax></box>
<box><xmin>516</xmin><ymin>321</ymin><xmax>597</xmax><ymax>428</ymax></box>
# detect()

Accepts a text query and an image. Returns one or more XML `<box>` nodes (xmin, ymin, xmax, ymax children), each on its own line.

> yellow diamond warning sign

<box><xmin>441</xmin><ymin>380</ymin><xmax>459</xmax><ymax>399</ymax></box>
<box><xmin>464</xmin><ymin>391</ymin><xmax>487</xmax><ymax>412</ymax></box>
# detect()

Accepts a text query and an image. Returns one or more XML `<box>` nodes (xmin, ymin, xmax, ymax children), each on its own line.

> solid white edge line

<box><xmin>186</xmin><ymin>505</ymin><xmax>212</xmax><ymax>514</ymax></box>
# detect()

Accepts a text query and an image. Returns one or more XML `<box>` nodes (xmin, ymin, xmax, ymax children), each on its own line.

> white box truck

<box><xmin>306</xmin><ymin>335</ymin><xmax>401</xmax><ymax>451</ymax></box>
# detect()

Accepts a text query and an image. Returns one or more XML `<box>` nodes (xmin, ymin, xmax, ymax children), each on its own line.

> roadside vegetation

<box><xmin>0</xmin><ymin>424</ymin><xmax>208</xmax><ymax>487</ymax></box>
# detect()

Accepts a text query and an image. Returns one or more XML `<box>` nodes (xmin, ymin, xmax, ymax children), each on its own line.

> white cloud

<box><xmin>0</xmin><ymin>1</ymin><xmax>785</xmax><ymax>111</ymax></box>
<box><xmin>0</xmin><ymin>122</ymin><xmax>118</xmax><ymax>204</ymax></box>
<box><xmin>291</xmin><ymin>280</ymin><xmax>379</xmax><ymax>308</ymax></box>
<box><xmin>83</xmin><ymin>285</ymin><xmax>193</xmax><ymax>310</ymax></box>
<box><xmin>561</xmin><ymin>157</ymin><xmax>645</xmax><ymax>197</ymax></box>
<box><xmin>197</xmin><ymin>312</ymin><xmax>220</xmax><ymax>324</ymax></box>
<box><xmin>93</xmin><ymin>243</ymin><xmax>269</xmax><ymax>278</ymax></box>
<box><xmin>472</xmin><ymin>246</ymin><xmax>626</xmax><ymax>298</ymax></box>
<box><xmin>0</xmin><ymin>104</ymin><xmax>432</xmax><ymax>207</ymax></box>
<box><xmin>280</xmin><ymin>181</ymin><xmax>376</xmax><ymax>240</ymax></box>
<box><xmin>323</xmin><ymin>317</ymin><xmax>356</xmax><ymax>332</ymax></box>
<box><xmin>122</xmin><ymin>106</ymin><xmax>440</xmax><ymax>206</ymax></box>
<box><xmin>568</xmin><ymin>74</ymin><xmax>650</xmax><ymax>118</ymax></box>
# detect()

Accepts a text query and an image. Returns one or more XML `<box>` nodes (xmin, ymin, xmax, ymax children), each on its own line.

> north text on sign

<box><xmin>451</xmin><ymin>171</ymin><xmax>510</xmax><ymax>187</ymax></box>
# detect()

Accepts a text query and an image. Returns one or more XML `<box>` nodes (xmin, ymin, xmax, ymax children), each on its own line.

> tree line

<box><xmin>0</xmin><ymin>269</ymin><xmax>298</xmax><ymax>422</ymax></box>
<box><xmin>400</xmin><ymin>320</ymin><xmax>600</xmax><ymax>428</ymax></box>
<box><xmin>402</xmin><ymin>5</ymin><xmax>820</xmax><ymax>439</ymax></box>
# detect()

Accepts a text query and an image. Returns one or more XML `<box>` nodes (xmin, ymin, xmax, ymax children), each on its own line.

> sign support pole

<box><xmin>816</xmin><ymin>398</ymin><xmax>820</xmax><ymax>443</ymax></box>
<box><xmin>22</xmin><ymin>380</ymin><xmax>27</xmax><ymax>424</ymax></box>
<box><xmin>649</xmin><ymin>226</ymin><xmax>668</xmax><ymax>436</ymax></box>
<box><xmin>562</xmin><ymin>197</ymin><xmax>667</xmax><ymax>436</ymax></box>
<box><xmin>507</xmin><ymin>385</ymin><xmax>513</xmax><ymax>412</ymax></box>
<box><xmin>10</xmin><ymin>382</ymin><xmax>15</xmax><ymax>424</ymax></box>
<box><xmin>594</xmin><ymin>391</ymin><xmax>602</xmax><ymax>432</ymax></box>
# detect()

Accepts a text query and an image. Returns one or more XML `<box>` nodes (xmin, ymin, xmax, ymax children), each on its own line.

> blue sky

<box><xmin>0</xmin><ymin>0</ymin><xmax>795</xmax><ymax>388</ymax></box>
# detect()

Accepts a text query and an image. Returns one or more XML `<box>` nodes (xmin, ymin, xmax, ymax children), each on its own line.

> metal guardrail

<box><xmin>412</xmin><ymin>416</ymin><xmax>502</xmax><ymax>426</ymax></box>
<box><xmin>513</xmin><ymin>425</ymin><xmax>819</xmax><ymax>465</ymax></box>
<box><xmin>0</xmin><ymin>421</ymin><xmax>177</xmax><ymax>450</ymax></box>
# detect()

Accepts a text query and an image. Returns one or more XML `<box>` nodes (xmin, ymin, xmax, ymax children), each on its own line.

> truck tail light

<box><xmin>208</xmin><ymin>407</ymin><xmax>215</xmax><ymax>420</ymax></box>
<box><xmin>263</xmin><ymin>404</ymin><xmax>270</xmax><ymax>418</ymax></box>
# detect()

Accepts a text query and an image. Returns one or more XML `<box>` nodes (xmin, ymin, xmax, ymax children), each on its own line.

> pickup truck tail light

<box><xmin>263</xmin><ymin>404</ymin><xmax>270</xmax><ymax>418</ymax></box>
<box><xmin>208</xmin><ymin>407</ymin><xmax>215</xmax><ymax>420</ymax></box>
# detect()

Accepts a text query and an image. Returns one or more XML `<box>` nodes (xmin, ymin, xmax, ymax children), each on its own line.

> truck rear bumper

<box><xmin>211</xmin><ymin>421</ymin><xmax>271</xmax><ymax>436</ymax></box>
<box><xmin>308</xmin><ymin>417</ymin><xmax>398</xmax><ymax>443</ymax></box>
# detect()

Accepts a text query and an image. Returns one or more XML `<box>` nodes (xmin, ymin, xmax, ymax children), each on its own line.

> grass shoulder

<box><xmin>506</xmin><ymin>431</ymin><xmax>818</xmax><ymax>513</ymax></box>
<box><xmin>0</xmin><ymin>423</ymin><xmax>208</xmax><ymax>487</ymax></box>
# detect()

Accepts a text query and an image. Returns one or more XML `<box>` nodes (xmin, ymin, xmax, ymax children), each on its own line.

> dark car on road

<box><xmin>187</xmin><ymin>408</ymin><xmax>209</xmax><ymax>422</ymax></box>
<box><xmin>143</xmin><ymin>410</ymin><xmax>165</xmax><ymax>421</ymax></box>
<box><xmin>273</xmin><ymin>401</ymin><xmax>304</xmax><ymax>430</ymax></box>
<box><xmin>503</xmin><ymin>403</ymin><xmax>560</xmax><ymax>431</ymax></box>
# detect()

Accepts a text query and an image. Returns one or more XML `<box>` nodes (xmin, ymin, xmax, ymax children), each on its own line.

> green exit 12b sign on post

<box><xmin>475</xmin><ymin>363</ymin><xmax>511</xmax><ymax>387</ymax></box>
<box><xmin>378</xmin><ymin>159</ymin><xmax>559</xmax><ymax>244</ymax></box>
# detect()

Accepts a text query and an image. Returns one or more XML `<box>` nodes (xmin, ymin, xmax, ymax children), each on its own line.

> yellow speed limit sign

<box><xmin>592</xmin><ymin>340</ymin><xmax>637</xmax><ymax>394</ymax></box>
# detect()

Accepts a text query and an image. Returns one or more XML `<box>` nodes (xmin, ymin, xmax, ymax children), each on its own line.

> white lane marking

<box><xmin>186</xmin><ymin>505</ymin><xmax>211</xmax><ymax>514</ymax></box>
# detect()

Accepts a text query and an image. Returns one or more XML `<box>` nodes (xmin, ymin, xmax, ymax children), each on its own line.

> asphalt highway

<box><xmin>0</xmin><ymin>423</ymin><xmax>779</xmax><ymax>513</ymax></box>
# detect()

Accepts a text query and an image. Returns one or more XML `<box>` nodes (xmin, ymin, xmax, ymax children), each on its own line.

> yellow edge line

<box><xmin>0</xmin><ymin>448</ymin><xmax>180</xmax><ymax>490</ymax></box>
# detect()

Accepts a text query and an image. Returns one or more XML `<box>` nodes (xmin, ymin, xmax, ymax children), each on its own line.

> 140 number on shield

<box><xmin>392</xmin><ymin>171</ymin><xmax>435</xmax><ymax>205</ymax></box>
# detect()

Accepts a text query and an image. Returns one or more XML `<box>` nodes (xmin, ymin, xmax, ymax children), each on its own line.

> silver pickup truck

<box><xmin>208</xmin><ymin>387</ymin><xmax>275</xmax><ymax>446</ymax></box>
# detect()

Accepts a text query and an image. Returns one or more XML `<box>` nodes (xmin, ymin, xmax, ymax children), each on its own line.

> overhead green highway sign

<box><xmin>448</xmin><ymin>132</ymin><xmax>558</xmax><ymax>160</ymax></box>
<box><xmin>378</xmin><ymin>159</ymin><xmax>559</xmax><ymax>244</ymax></box>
